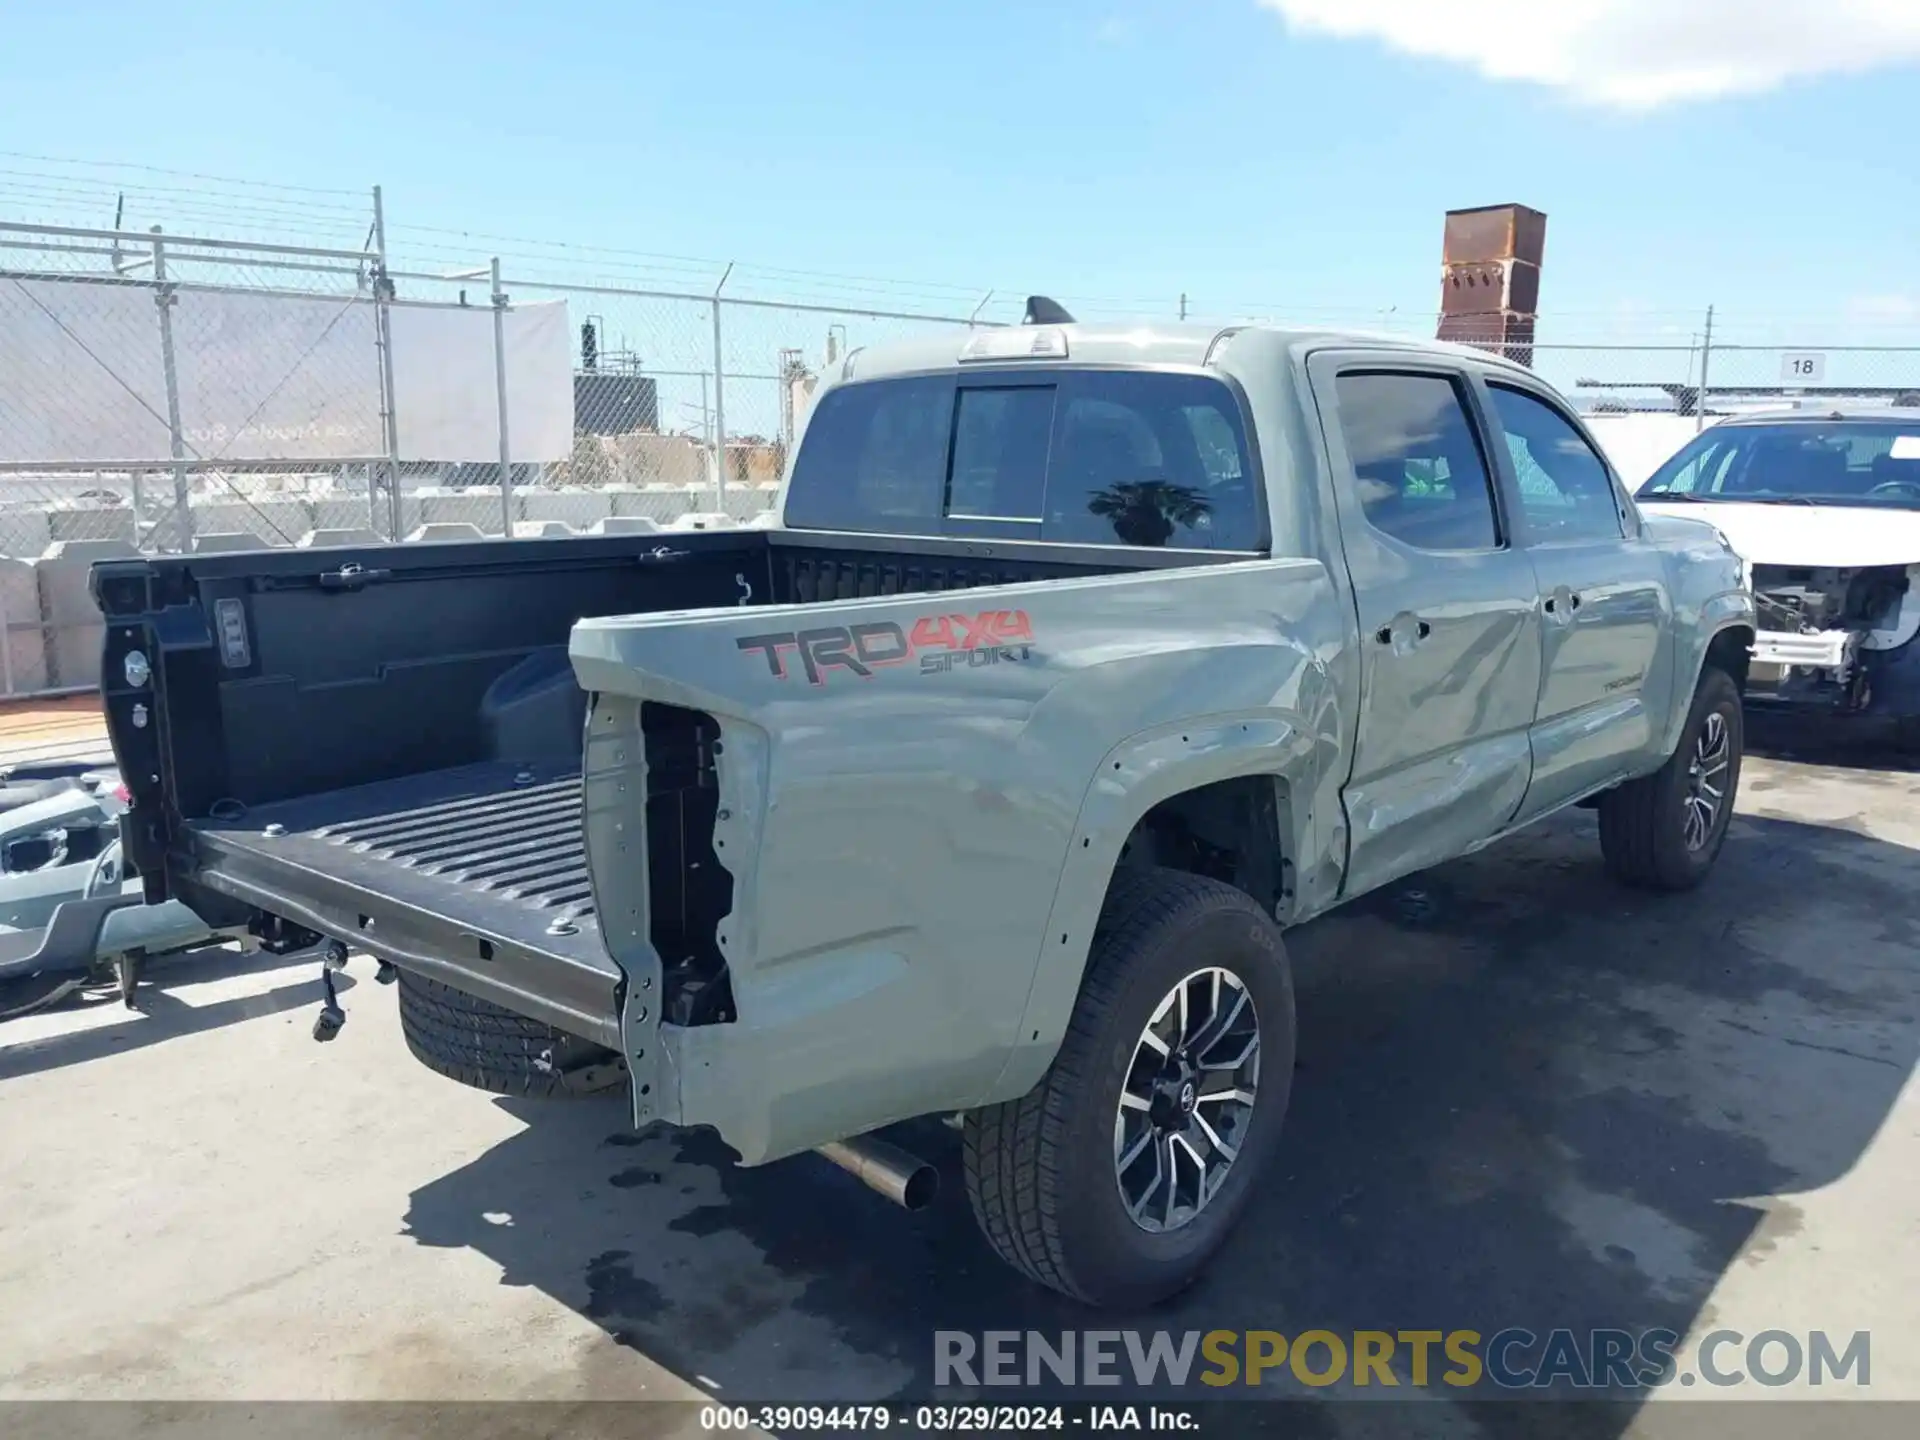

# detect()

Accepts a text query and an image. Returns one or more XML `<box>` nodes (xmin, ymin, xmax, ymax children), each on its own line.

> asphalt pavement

<box><xmin>2</xmin><ymin>730</ymin><xmax>1914</xmax><ymax>1439</ymax></box>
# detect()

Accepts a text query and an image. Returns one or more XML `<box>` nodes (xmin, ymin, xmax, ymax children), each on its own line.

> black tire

<box><xmin>395</xmin><ymin>968</ymin><xmax>625</xmax><ymax>1099</ymax></box>
<box><xmin>963</xmin><ymin>868</ymin><xmax>1296</xmax><ymax>1308</ymax></box>
<box><xmin>1598</xmin><ymin>665</ymin><xmax>1743</xmax><ymax>891</ymax></box>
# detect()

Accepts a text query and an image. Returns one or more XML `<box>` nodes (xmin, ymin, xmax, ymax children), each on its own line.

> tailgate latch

<box><xmin>317</xmin><ymin>563</ymin><xmax>392</xmax><ymax>592</ymax></box>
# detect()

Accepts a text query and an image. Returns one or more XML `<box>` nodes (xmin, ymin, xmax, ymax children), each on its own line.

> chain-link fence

<box><xmin>0</xmin><ymin>217</ymin><xmax>1007</xmax><ymax>694</ymax></box>
<box><xmin>2</xmin><ymin>220</ymin><xmax>1004</xmax><ymax>571</ymax></box>
<box><xmin>8</xmin><ymin>202</ymin><xmax>1920</xmax><ymax>698</ymax></box>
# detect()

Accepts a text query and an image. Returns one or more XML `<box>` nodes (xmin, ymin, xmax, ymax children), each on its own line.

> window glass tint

<box><xmin>1651</xmin><ymin>438</ymin><xmax>1737</xmax><ymax>495</ymax></box>
<box><xmin>1638</xmin><ymin>421</ymin><xmax>1920</xmax><ymax>507</ymax></box>
<box><xmin>1045</xmin><ymin>372</ymin><xmax>1260</xmax><ymax>549</ymax></box>
<box><xmin>783</xmin><ymin>369</ymin><xmax>1264</xmax><ymax>548</ymax></box>
<box><xmin>1487</xmin><ymin>385</ymin><xmax>1623</xmax><ymax>541</ymax></box>
<box><xmin>1333</xmin><ymin>372</ymin><xmax>1499</xmax><ymax>551</ymax></box>
<box><xmin>947</xmin><ymin>386</ymin><xmax>1053</xmax><ymax>523</ymax></box>
<box><xmin>783</xmin><ymin>374</ymin><xmax>952</xmax><ymax>532</ymax></box>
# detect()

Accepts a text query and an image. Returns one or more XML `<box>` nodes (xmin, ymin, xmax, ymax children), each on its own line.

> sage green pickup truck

<box><xmin>95</xmin><ymin>309</ymin><xmax>1754</xmax><ymax>1308</ymax></box>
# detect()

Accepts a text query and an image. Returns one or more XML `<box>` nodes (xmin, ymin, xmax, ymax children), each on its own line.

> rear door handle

<box><xmin>1544</xmin><ymin>587</ymin><xmax>1582</xmax><ymax>621</ymax></box>
<box><xmin>1374</xmin><ymin>615</ymin><xmax>1432</xmax><ymax>649</ymax></box>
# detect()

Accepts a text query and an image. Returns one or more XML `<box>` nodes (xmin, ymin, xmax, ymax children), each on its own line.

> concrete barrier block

<box><xmin>405</xmin><ymin>523</ymin><xmax>489</xmax><ymax>544</ymax></box>
<box><xmin>666</xmin><ymin>511</ymin><xmax>736</xmax><ymax>531</ymax></box>
<box><xmin>37</xmin><ymin>539</ymin><xmax>140</xmax><ymax>690</ymax></box>
<box><xmin>513</xmin><ymin>521</ymin><xmax>577</xmax><ymax>538</ymax></box>
<box><xmin>721</xmin><ymin>487</ymin><xmax>779</xmax><ymax>520</ymax></box>
<box><xmin>299</xmin><ymin>528</ymin><xmax>386</xmax><ymax>548</ymax></box>
<box><xmin>521</xmin><ymin>490</ymin><xmax>614</xmax><ymax>529</ymax></box>
<box><xmin>590</xmin><ymin>516</ymin><xmax>663</xmax><ymax>535</ymax></box>
<box><xmin>0</xmin><ymin>510</ymin><xmax>54</xmax><ymax>562</ymax></box>
<box><xmin>0</xmin><ymin>556</ymin><xmax>50</xmax><ymax>695</ymax></box>
<box><xmin>420</xmin><ymin>493</ymin><xmax>506</xmax><ymax>534</ymax></box>
<box><xmin>308</xmin><ymin>497</ymin><xmax>368</xmax><ymax>532</ymax></box>
<box><xmin>190</xmin><ymin>532</ymin><xmax>271</xmax><ymax>553</ymax></box>
<box><xmin>192</xmin><ymin>500</ymin><xmax>308</xmax><ymax>544</ymax></box>
<box><xmin>47</xmin><ymin>507</ymin><xmax>136</xmax><ymax>547</ymax></box>
<box><xmin>617</xmin><ymin>487</ymin><xmax>705</xmax><ymax>522</ymax></box>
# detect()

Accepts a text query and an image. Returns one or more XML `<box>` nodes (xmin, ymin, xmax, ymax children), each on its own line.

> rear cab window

<box><xmin>783</xmin><ymin>368</ymin><xmax>1267</xmax><ymax>551</ymax></box>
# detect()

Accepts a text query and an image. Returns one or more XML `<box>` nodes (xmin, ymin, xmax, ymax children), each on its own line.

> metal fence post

<box><xmin>149</xmin><ymin>227</ymin><xmax>194</xmax><ymax>553</ymax></box>
<box><xmin>1696</xmin><ymin>304</ymin><xmax>1715</xmax><ymax>433</ymax></box>
<box><xmin>711</xmin><ymin>263</ymin><xmax>734</xmax><ymax>506</ymax></box>
<box><xmin>371</xmin><ymin>185</ymin><xmax>404</xmax><ymax>540</ymax></box>
<box><xmin>490</xmin><ymin>257</ymin><xmax>514</xmax><ymax>536</ymax></box>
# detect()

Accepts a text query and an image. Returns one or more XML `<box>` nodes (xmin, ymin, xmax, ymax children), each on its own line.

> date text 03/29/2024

<box><xmin>700</xmin><ymin>1404</ymin><xmax>1194</xmax><ymax>1432</ymax></box>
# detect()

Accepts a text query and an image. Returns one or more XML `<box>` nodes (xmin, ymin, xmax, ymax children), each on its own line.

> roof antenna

<box><xmin>1023</xmin><ymin>295</ymin><xmax>1075</xmax><ymax>326</ymax></box>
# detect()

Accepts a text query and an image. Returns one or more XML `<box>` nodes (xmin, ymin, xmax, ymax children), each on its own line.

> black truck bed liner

<box><xmin>188</xmin><ymin>760</ymin><xmax>623</xmax><ymax>1046</ymax></box>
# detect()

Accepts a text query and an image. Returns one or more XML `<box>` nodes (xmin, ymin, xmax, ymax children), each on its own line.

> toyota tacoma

<box><xmin>88</xmin><ymin>309</ymin><xmax>1753</xmax><ymax>1307</ymax></box>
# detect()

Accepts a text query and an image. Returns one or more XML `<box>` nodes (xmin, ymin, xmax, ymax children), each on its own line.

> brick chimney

<box><xmin>1437</xmin><ymin>204</ymin><xmax>1546</xmax><ymax>367</ymax></box>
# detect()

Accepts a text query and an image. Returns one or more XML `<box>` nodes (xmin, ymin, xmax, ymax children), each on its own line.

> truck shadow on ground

<box><xmin>402</xmin><ymin>795</ymin><xmax>1917</xmax><ymax>1436</ymax></box>
<box><xmin>1745</xmin><ymin>713</ymin><xmax>1920</xmax><ymax>774</ymax></box>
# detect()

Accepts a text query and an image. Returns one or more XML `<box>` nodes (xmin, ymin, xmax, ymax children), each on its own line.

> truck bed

<box><xmin>94</xmin><ymin>528</ymin><xmax>1177</xmax><ymax>1042</ymax></box>
<box><xmin>189</xmin><ymin>759</ymin><xmax>622</xmax><ymax>1046</ymax></box>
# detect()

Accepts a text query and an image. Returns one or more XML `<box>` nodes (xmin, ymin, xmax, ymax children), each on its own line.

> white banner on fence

<box><xmin>389</xmin><ymin>299</ymin><xmax>573</xmax><ymax>463</ymax></box>
<box><xmin>0</xmin><ymin>276</ymin><xmax>385</xmax><ymax>464</ymax></box>
<box><xmin>0</xmin><ymin>277</ymin><xmax>174</xmax><ymax>464</ymax></box>
<box><xmin>173</xmin><ymin>288</ymin><xmax>383</xmax><ymax>461</ymax></box>
<box><xmin>1</xmin><ymin>275</ymin><xmax>573</xmax><ymax>467</ymax></box>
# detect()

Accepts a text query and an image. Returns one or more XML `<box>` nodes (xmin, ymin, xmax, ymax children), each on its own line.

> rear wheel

<box><xmin>963</xmin><ymin>869</ymin><xmax>1296</xmax><ymax>1308</ymax></box>
<box><xmin>395</xmin><ymin>968</ymin><xmax>624</xmax><ymax>1099</ymax></box>
<box><xmin>1598</xmin><ymin>666</ymin><xmax>1743</xmax><ymax>891</ymax></box>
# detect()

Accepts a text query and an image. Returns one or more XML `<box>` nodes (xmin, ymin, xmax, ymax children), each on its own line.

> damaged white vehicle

<box><xmin>1636</xmin><ymin>407</ymin><xmax>1920</xmax><ymax>731</ymax></box>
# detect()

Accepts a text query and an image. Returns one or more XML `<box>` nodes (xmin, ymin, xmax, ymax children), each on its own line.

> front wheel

<box><xmin>1598</xmin><ymin>665</ymin><xmax>1744</xmax><ymax>891</ymax></box>
<box><xmin>962</xmin><ymin>869</ymin><xmax>1296</xmax><ymax>1308</ymax></box>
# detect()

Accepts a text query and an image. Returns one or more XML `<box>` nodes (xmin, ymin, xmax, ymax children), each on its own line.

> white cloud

<box><xmin>1848</xmin><ymin>294</ymin><xmax>1920</xmax><ymax>324</ymax></box>
<box><xmin>1259</xmin><ymin>0</ymin><xmax>1920</xmax><ymax>109</ymax></box>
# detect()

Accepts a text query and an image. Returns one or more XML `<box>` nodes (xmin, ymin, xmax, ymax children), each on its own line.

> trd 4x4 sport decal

<box><xmin>736</xmin><ymin>609</ymin><xmax>1036</xmax><ymax>686</ymax></box>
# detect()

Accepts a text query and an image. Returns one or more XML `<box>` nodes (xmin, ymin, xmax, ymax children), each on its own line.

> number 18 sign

<box><xmin>1780</xmin><ymin>352</ymin><xmax>1827</xmax><ymax>385</ymax></box>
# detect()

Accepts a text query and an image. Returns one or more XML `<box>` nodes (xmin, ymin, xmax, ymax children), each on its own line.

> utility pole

<box><xmin>150</xmin><ymin>227</ymin><xmax>193</xmax><ymax>552</ymax></box>
<box><xmin>1179</xmin><ymin>293</ymin><xmax>1188</xmax><ymax>321</ymax></box>
<box><xmin>490</xmin><ymin>257</ymin><xmax>514</xmax><ymax>536</ymax></box>
<box><xmin>1696</xmin><ymin>304</ymin><xmax>1715</xmax><ymax>433</ymax></box>
<box><xmin>371</xmin><ymin>184</ymin><xmax>403</xmax><ymax>539</ymax></box>
<box><xmin>710</xmin><ymin>263</ymin><xmax>734</xmax><ymax>505</ymax></box>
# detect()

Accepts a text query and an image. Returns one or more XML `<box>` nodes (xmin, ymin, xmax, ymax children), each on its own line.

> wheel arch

<box><xmin>982</xmin><ymin>712</ymin><xmax>1315</xmax><ymax>1105</ymax></box>
<box><xmin>1659</xmin><ymin>598</ymin><xmax>1754</xmax><ymax>760</ymax></box>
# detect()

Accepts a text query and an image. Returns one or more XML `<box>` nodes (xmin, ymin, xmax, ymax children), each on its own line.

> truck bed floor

<box><xmin>187</xmin><ymin>761</ymin><xmax>623</xmax><ymax>1045</ymax></box>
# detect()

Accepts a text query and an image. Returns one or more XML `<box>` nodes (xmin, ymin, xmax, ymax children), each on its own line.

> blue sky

<box><xmin>3</xmin><ymin>0</ymin><xmax>1918</xmax><ymax>344</ymax></box>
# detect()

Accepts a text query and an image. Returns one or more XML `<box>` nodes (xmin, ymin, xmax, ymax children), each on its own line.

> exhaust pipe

<box><xmin>816</xmin><ymin>1135</ymin><xmax>939</xmax><ymax>1211</ymax></box>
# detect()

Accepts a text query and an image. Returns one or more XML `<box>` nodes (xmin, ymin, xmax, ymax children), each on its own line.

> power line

<box><xmin>0</xmin><ymin>150</ymin><xmax>368</xmax><ymax>198</ymax></box>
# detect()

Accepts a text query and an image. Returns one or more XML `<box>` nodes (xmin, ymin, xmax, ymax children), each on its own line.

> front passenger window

<box><xmin>1333</xmin><ymin>372</ymin><xmax>1501</xmax><ymax>551</ymax></box>
<box><xmin>1488</xmin><ymin>385</ymin><xmax>1624</xmax><ymax>541</ymax></box>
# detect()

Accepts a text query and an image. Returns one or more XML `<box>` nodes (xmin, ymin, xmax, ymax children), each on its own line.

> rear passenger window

<box><xmin>1334</xmin><ymin>372</ymin><xmax>1501</xmax><ymax>551</ymax></box>
<box><xmin>1045</xmin><ymin>372</ymin><xmax>1261</xmax><ymax>550</ymax></box>
<box><xmin>1487</xmin><ymin>385</ymin><xmax>1624</xmax><ymax>541</ymax></box>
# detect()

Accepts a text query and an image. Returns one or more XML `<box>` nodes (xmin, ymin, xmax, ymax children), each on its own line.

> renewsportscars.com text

<box><xmin>934</xmin><ymin>1328</ymin><xmax>1871</xmax><ymax>1391</ymax></box>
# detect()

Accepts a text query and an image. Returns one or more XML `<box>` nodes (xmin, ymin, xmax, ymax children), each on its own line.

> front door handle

<box><xmin>1544</xmin><ymin>586</ymin><xmax>1581</xmax><ymax>622</ymax></box>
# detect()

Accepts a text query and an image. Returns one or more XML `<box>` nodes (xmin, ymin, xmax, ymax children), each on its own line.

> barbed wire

<box><xmin>11</xmin><ymin>151</ymin><xmax>1916</xmax><ymax>342</ymax></box>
